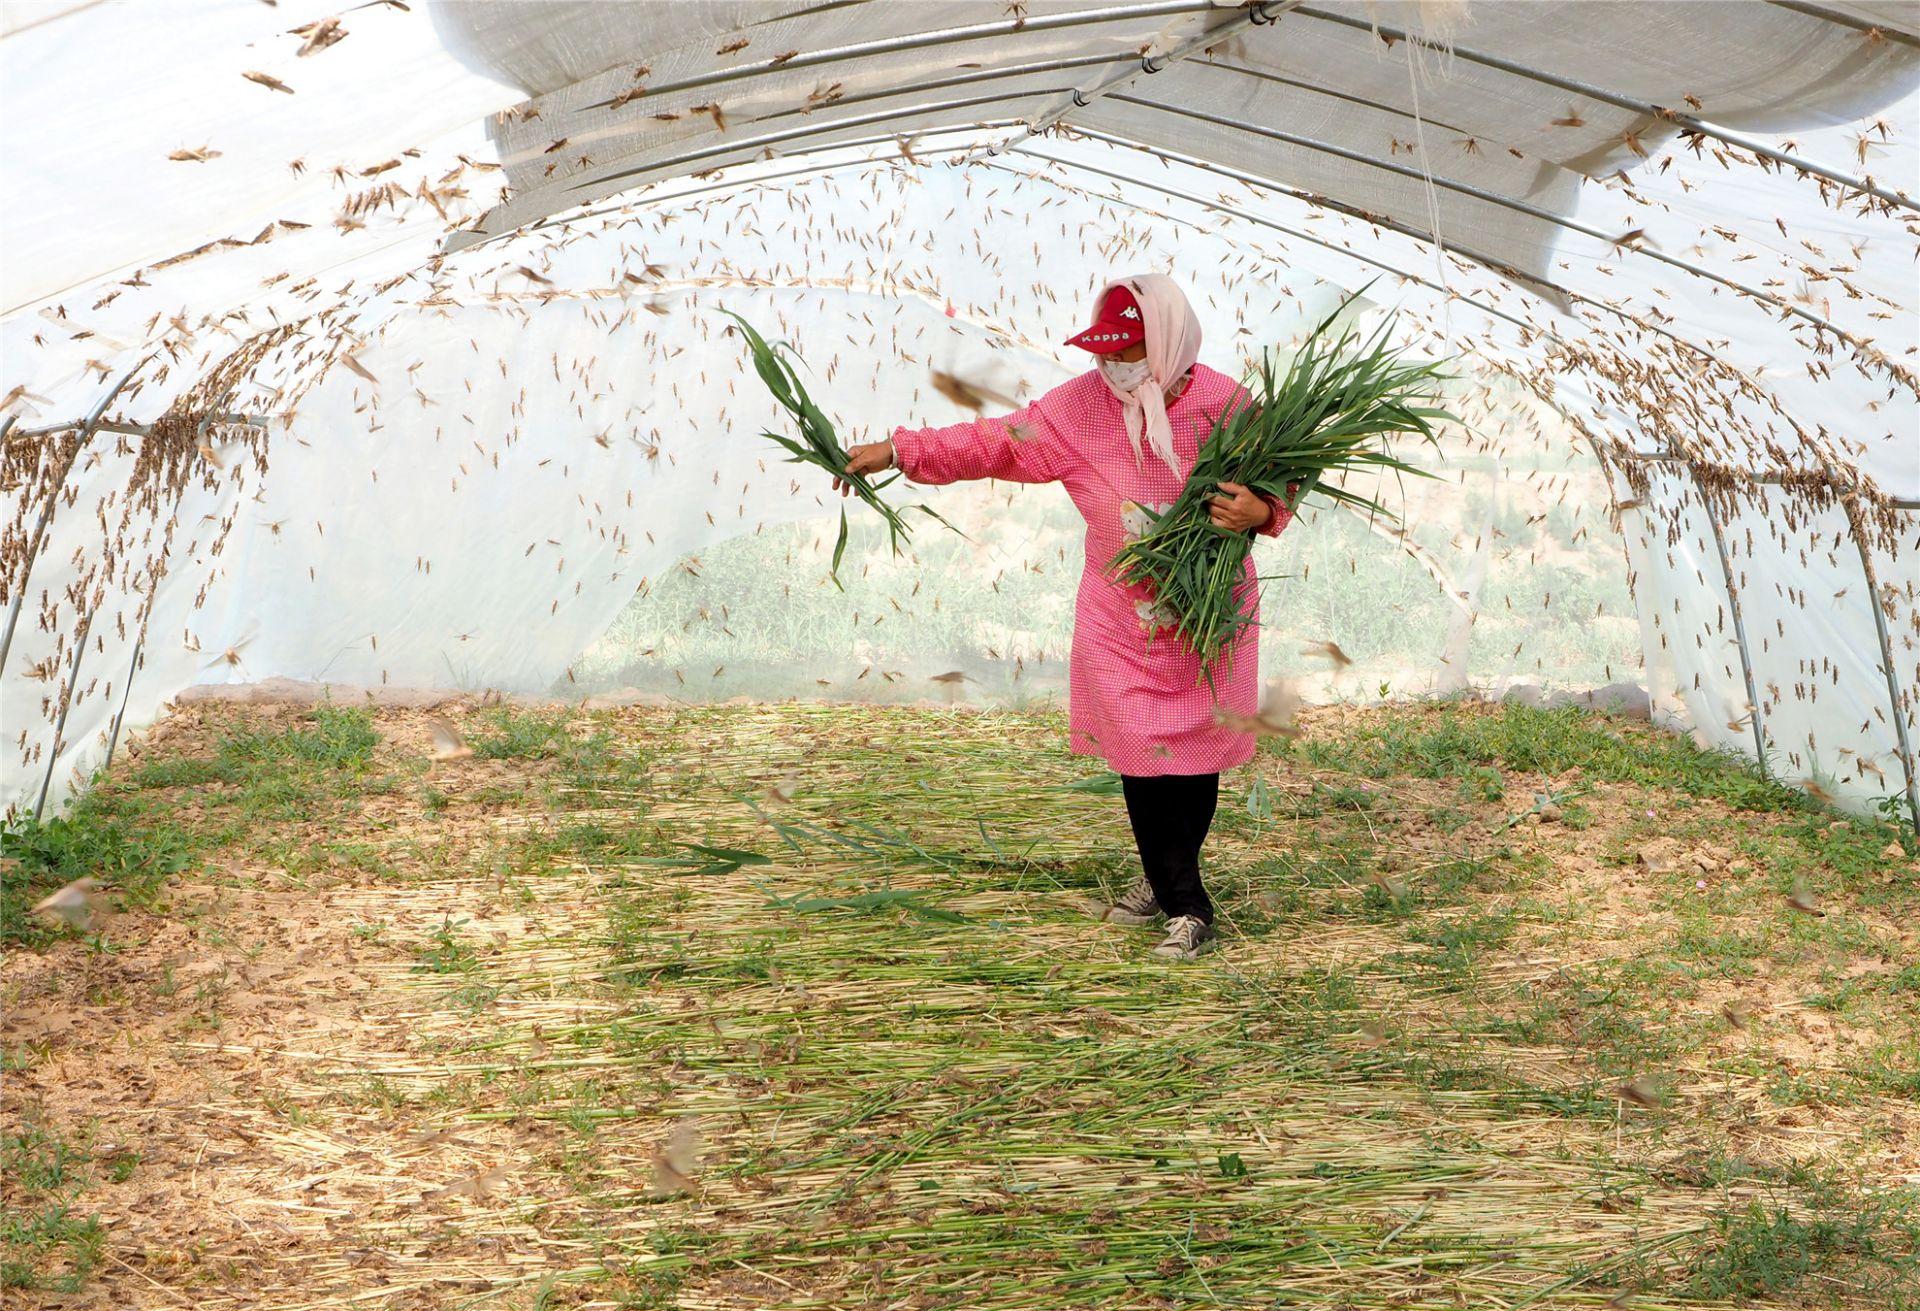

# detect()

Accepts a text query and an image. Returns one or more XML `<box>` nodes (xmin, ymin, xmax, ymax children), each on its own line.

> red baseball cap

<box><xmin>1065</xmin><ymin>285</ymin><xmax>1145</xmax><ymax>354</ymax></box>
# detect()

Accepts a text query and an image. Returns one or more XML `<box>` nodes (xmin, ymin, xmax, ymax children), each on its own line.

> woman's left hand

<box><xmin>1206</xmin><ymin>481</ymin><xmax>1273</xmax><ymax>533</ymax></box>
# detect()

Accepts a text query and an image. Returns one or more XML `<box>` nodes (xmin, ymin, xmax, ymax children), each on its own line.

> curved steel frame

<box><xmin>550</xmin><ymin>0</ymin><xmax>1907</xmax><ymax>212</ymax></box>
<box><xmin>1291</xmin><ymin>3</ymin><xmax>1915</xmax><ymax>211</ymax></box>
<box><xmin>579</xmin><ymin>0</ymin><xmax>1237</xmax><ymax>111</ymax></box>
<box><xmin>1696</xmin><ymin>472</ymin><xmax>1774</xmax><ymax>776</ymax></box>
<box><xmin>516</xmin><ymin>70</ymin><xmax>1889</xmax><ymax>359</ymax></box>
<box><xmin>0</xmin><ymin>358</ymin><xmax>148</xmax><ymax>678</ymax></box>
<box><xmin>1841</xmin><ymin>498</ymin><xmax>1920</xmax><ymax>831</ymax></box>
<box><xmin>1767</xmin><ymin>0</ymin><xmax>1920</xmax><ymax>47</ymax></box>
<box><xmin>978</xmin><ymin>0</ymin><xmax>1305</xmax><ymax>155</ymax></box>
<box><xmin>1099</xmin><ymin>94</ymin><xmax>1878</xmax><ymax>345</ymax></box>
<box><xmin>33</xmin><ymin>607</ymin><xmax>95</xmax><ymax>820</ymax></box>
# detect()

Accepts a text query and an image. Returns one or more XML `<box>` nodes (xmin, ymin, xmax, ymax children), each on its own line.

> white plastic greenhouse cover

<box><xmin>1</xmin><ymin>0</ymin><xmax>1916</xmax><ymax>825</ymax></box>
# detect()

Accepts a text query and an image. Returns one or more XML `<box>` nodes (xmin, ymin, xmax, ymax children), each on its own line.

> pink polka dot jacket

<box><xmin>889</xmin><ymin>363</ymin><xmax>1294</xmax><ymax>777</ymax></box>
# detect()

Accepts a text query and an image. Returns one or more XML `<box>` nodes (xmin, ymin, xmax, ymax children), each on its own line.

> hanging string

<box><xmin>1404</xmin><ymin>45</ymin><xmax>1451</xmax><ymax>333</ymax></box>
<box><xmin>1369</xmin><ymin>1</ymin><xmax>1469</xmax><ymax>335</ymax></box>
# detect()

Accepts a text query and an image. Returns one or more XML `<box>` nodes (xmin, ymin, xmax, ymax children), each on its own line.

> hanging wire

<box><xmin>1367</xmin><ymin>0</ymin><xmax>1471</xmax><ymax>333</ymax></box>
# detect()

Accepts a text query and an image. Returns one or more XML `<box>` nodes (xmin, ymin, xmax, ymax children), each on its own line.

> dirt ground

<box><xmin>4</xmin><ymin>692</ymin><xmax>1916</xmax><ymax>1308</ymax></box>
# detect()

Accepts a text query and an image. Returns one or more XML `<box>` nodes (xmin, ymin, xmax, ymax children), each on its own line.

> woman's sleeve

<box><xmin>1256</xmin><ymin>491</ymin><xmax>1296</xmax><ymax>538</ymax></box>
<box><xmin>889</xmin><ymin>391</ymin><xmax>1069</xmax><ymax>487</ymax></box>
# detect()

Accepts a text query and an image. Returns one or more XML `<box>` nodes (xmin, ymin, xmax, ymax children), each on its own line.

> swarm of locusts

<box><xmin>1111</xmin><ymin>291</ymin><xmax>1457</xmax><ymax>689</ymax></box>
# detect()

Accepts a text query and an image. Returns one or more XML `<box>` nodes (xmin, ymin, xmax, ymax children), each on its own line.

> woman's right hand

<box><xmin>834</xmin><ymin>440</ymin><xmax>894</xmax><ymax>496</ymax></box>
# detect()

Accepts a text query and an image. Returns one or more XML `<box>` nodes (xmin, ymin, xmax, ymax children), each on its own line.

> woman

<box><xmin>835</xmin><ymin>274</ymin><xmax>1293</xmax><ymax>960</ymax></box>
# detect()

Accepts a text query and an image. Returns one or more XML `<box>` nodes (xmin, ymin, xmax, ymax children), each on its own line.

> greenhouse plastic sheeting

<box><xmin>2</xmin><ymin>0</ymin><xmax>1915</xmax><ymax>825</ymax></box>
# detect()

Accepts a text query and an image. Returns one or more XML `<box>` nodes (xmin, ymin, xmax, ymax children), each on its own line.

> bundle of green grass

<box><xmin>722</xmin><ymin>310</ymin><xmax>952</xmax><ymax>588</ymax></box>
<box><xmin>1111</xmin><ymin>293</ymin><xmax>1457</xmax><ymax>690</ymax></box>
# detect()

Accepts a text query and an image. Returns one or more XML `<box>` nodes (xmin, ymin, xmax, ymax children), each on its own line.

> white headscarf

<box><xmin>1089</xmin><ymin>273</ymin><xmax>1203</xmax><ymax>479</ymax></box>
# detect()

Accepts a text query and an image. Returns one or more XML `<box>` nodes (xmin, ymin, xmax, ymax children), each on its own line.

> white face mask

<box><xmin>1098</xmin><ymin>356</ymin><xmax>1152</xmax><ymax>393</ymax></box>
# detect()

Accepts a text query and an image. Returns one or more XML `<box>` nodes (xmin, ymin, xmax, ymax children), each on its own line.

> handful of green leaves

<box><xmin>1109</xmin><ymin>290</ymin><xmax>1457</xmax><ymax>689</ymax></box>
<box><xmin>723</xmin><ymin>310</ymin><xmax>950</xmax><ymax>587</ymax></box>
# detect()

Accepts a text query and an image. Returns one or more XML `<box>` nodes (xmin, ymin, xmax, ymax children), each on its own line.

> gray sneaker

<box><xmin>1152</xmin><ymin>915</ymin><xmax>1216</xmax><ymax>960</ymax></box>
<box><xmin>1101</xmin><ymin>876</ymin><xmax>1162</xmax><ymax>926</ymax></box>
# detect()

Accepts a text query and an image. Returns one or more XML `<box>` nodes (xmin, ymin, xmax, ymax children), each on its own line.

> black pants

<box><xmin>1120</xmin><ymin>772</ymin><xmax>1221</xmax><ymax>924</ymax></box>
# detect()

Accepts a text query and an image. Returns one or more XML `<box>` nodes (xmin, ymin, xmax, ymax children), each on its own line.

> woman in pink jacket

<box><xmin>835</xmin><ymin>274</ymin><xmax>1293</xmax><ymax>959</ymax></box>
